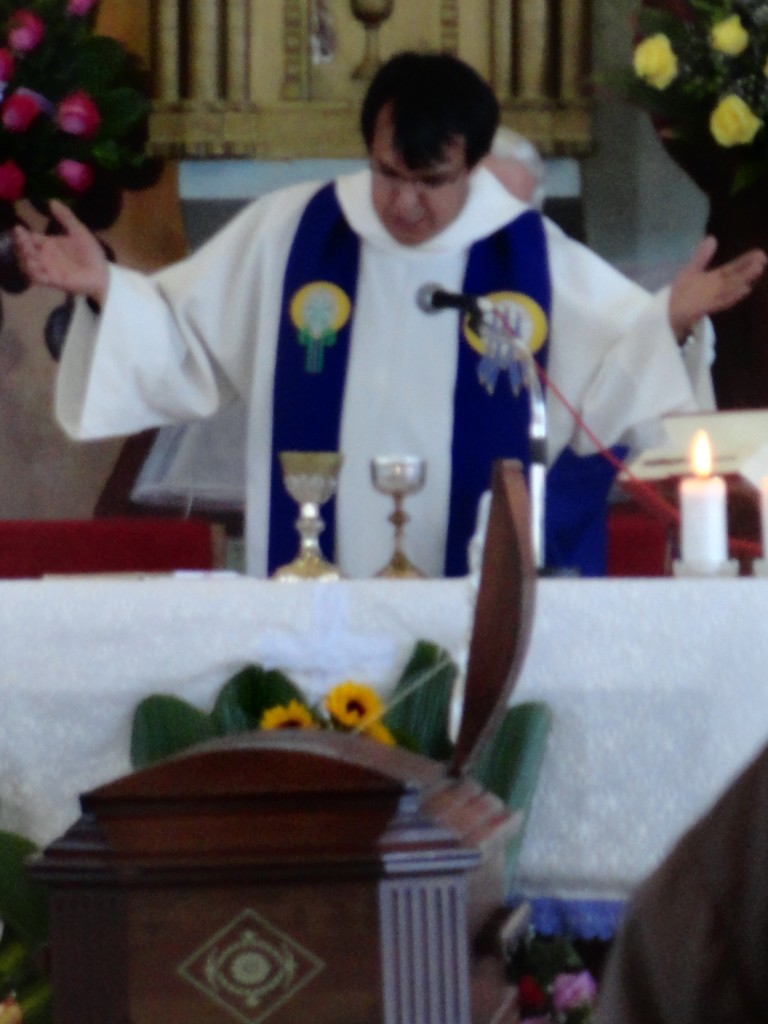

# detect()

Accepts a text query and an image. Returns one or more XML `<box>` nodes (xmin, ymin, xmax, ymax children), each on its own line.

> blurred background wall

<box><xmin>584</xmin><ymin>0</ymin><xmax>707</xmax><ymax>285</ymax></box>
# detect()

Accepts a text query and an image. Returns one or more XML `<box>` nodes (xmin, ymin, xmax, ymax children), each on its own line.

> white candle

<box><xmin>679</xmin><ymin>430</ymin><xmax>728</xmax><ymax>567</ymax></box>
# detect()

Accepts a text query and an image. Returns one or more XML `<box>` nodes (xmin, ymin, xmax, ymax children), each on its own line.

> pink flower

<box><xmin>0</xmin><ymin>48</ymin><xmax>15</xmax><ymax>84</ymax></box>
<box><xmin>551</xmin><ymin>971</ymin><xmax>597</xmax><ymax>1013</ymax></box>
<box><xmin>67</xmin><ymin>0</ymin><xmax>99</xmax><ymax>13</ymax></box>
<box><xmin>8</xmin><ymin>10</ymin><xmax>45</xmax><ymax>53</ymax></box>
<box><xmin>0</xmin><ymin>159</ymin><xmax>24</xmax><ymax>202</ymax></box>
<box><xmin>56</xmin><ymin>91</ymin><xmax>101</xmax><ymax>138</ymax></box>
<box><xmin>56</xmin><ymin>158</ymin><xmax>95</xmax><ymax>193</ymax></box>
<box><xmin>1</xmin><ymin>89</ymin><xmax>42</xmax><ymax>131</ymax></box>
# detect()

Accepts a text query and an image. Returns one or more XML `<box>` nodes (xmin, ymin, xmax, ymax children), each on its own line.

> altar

<box><xmin>1</xmin><ymin>573</ymin><xmax>767</xmax><ymax>915</ymax></box>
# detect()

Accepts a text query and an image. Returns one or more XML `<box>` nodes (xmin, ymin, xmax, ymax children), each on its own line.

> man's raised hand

<box><xmin>669</xmin><ymin>235</ymin><xmax>767</xmax><ymax>342</ymax></box>
<box><xmin>14</xmin><ymin>199</ymin><xmax>110</xmax><ymax>306</ymax></box>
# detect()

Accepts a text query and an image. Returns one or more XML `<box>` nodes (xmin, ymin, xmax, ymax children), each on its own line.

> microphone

<box><xmin>416</xmin><ymin>283</ymin><xmax>485</xmax><ymax>317</ymax></box>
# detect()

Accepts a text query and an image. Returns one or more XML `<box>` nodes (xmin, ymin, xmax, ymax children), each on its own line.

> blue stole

<box><xmin>268</xmin><ymin>182</ymin><xmax>554</xmax><ymax>576</ymax></box>
<box><xmin>545</xmin><ymin>445</ymin><xmax>627</xmax><ymax>576</ymax></box>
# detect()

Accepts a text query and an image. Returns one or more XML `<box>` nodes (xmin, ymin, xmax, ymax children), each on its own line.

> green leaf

<box><xmin>0</xmin><ymin>832</ymin><xmax>48</xmax><ymax>950</ymax></box>
<box><xmin>731</xmin><ymin>157</ymin><xmax>768</xmax><ymax>194</ymax></box>
<box><xmin>90</xmin><ymin>139</ymin><xmax>123</xmax><ymax>171</ymax></box>
<box><xmin>636</xmin><ymin>7</ymin><xmax>692</xmax><ymax>41</ymax></box>
<box><xmin>0</xmin><ymin>937</ymin><xmax>29</xmax><ymax>988</ymax></box>
<box><xmin>383</xmin><ymin>641</ymin><xmax>456</xmax><ymax>760</ymax></box>
<box><xmin>67</xmin><ymin>37</ymin><xmax>132</xmax><ymax>90</ymax></box>
<box><xmin>130</xmin><ymin>694</ymin><xmax>217</xmax><ymax>769</ymax></box>
<box><xmin>211</xmin><ymin>665</ymin><xmax>305</xmax><ymax>734</ymax></box>
<box><xmin>509</xmin><ymin>933</ymin><xmax>585</xmax><ymax>988</ymax></box>
<box><xmin>472</xmin><ymin>701</ymin><xmax>551</xmax><ymax>804</ymax></box>
<box><xmin>97</xmin><ymin>87</ymin><xmax>151</xmax><ymax>139</ymax></box>
<box><xmin>472</xmin><ymin>701</ymin><xmax>551</xmax><ymax>888</ymax></box>
<box><xmin>384</xmin><ymin>727</ymin><xmax>423</xmax><ymax>753</ymax></box>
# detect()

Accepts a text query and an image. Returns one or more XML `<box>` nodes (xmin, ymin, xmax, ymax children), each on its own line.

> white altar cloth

<box><xmin>1</xmin><ymin>574</ymin><xmax>767</xmax><ymax>906</ymax></box>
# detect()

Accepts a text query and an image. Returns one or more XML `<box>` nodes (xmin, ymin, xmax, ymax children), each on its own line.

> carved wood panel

<box><xmin>146</xmin><ymin>0</ymin><xmax>593</xmax><ymax>159</ymax></box>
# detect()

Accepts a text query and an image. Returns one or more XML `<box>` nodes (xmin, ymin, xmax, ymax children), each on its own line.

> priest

<box><xmin>14</xmin><ymin>52</ymin><xmax>767</xmax><ymax>578</ymax></box>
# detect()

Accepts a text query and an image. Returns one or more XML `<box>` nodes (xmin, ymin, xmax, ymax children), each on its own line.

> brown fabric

<box><xmin>596</xmin><ymin>741</ymin><xmax>768</xmax><ymax>1023</ymax></box>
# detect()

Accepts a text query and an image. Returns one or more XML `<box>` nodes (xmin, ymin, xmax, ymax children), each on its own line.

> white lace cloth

<box><xmin>1</xmin><ymin>575</ymin><xmax>766</xmax><ymax>905</ymax></box>
<box><xmin>0</xmin><ymin>576</ymin><xmax>472</xmax><ymax>847</ymax></box>
<box><xmin>513</xmin><ymin>577</ymin><xmax>768</xmax><ymax>901</ymax></box>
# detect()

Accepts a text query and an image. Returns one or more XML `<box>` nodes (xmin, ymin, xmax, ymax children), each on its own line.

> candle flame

<box><xmin>690</xmin><ymin>429</ymin><xmax>713</xmax><ymax>478</ymax></box>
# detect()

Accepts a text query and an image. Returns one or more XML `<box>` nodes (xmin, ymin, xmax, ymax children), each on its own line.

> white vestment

<box><xmin>56</xmin><ymin>167</ymin><xmax>713</xmax><ymax>578</ymax></box>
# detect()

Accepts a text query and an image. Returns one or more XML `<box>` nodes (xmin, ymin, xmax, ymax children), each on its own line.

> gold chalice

<box><xmin>371</xmin><ymin>454</ymin><xmax>426</xmax><ymax>578</ymax></box>
<box><xmin>350</xmin><ymin>0</ymin><xmax>394</xmax><ymax>80</ymax></box>
<box><xmin>273</xmin><ymin>451</ymin><xmax>343</xmax><ymax>581</ymax></box>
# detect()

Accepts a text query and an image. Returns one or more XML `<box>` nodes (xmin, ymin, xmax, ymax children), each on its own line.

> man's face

<box><xmin>369</xmin><ymin>104</ymin><xmax>470</xmax><ymax>246</ymax></box>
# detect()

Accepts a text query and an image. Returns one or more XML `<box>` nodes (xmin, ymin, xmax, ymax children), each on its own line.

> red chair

<box><xmin>0</xmin><ymin>518</ymin><xmax>225</xmax><ymax>578</ymax></box>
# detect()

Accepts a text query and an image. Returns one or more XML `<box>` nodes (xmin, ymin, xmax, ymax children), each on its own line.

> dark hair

<box><xmin>360</xmin><ymin>51</ymin><xmax>499</xmax><ymax>170</ymax></box>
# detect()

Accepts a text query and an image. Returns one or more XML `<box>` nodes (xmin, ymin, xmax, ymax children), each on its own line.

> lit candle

<box><xmin>679</xmin><ymin>430</ymin><xmax>728</xmax><ymax>568</ymax></box>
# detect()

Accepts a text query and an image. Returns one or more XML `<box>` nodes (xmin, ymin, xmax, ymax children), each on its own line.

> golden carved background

<box><xmin>144</xmin><ymin>0</ymin><xmax>593</xmax><ymax>159</ymax></box>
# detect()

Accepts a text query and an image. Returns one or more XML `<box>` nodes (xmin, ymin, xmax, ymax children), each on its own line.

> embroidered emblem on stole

<box><xmin>289</xmin><ymin>281</ymin><xmax>352</xmax><ymax>373</ymax></box>
<box><xmin>462</xmin><ymin>289</ymin><xmax>548</xmax><ymax>395</ymax></box>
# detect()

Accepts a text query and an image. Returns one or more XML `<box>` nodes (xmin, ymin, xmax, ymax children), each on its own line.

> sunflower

<box><xmin>324</xmin><ymin>681</ymin><xmax>384</xmax><ymax>729</ymax></box>
<box><xmin>362</xmin><ymin>721</ymin><xmax>397</xmax><ymax>746</ymax></box>
<box><xmin>260</xmin><ymin>700</ymin><xmax>317</xmax><ymax>730</ymax></box>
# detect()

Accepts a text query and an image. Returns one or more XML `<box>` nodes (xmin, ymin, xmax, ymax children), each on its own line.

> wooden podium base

<box><xmin>34</xmin><ymin>734</ymin><xmax>520</xmax><ymax>1024</ymax></box>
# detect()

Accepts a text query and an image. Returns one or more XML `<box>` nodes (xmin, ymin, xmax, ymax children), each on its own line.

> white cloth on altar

<box><xmin>56</xmin><ymin>167</ymin><xmax>713</xmax><ymax>578</ymax></box>
<box><xmin>2</xmin><ymin>573</ymin><xmax>768</xmax><ymax>904</ymax></box>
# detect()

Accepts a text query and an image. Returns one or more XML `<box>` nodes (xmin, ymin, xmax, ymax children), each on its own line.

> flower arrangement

<box><xmin>620</xmin><ymin>0</ymin><xmax>768</xmax><ymax>193</ymax></box>
<box><xmin>257</xmin><ymin>680</ymin><xmax>397</xmax><ymax>746</ymax></box>
<box><xmin>0</xmin><ymin>0</ymin><xmax>158</xmax><ymax>225</ymax></box>
<box><xmin>508</xmin><ymin>927</ymin><xmax>598</xmax><ymax>1024</ymax></box>
<box><xmin>0</xmin><ymin>0</ymin><xmax>161</xmax><ymax>341</ymax></box>
<box><xmin>130</xmin><ymin>641</ymin><xmax>458</xmax><ymax>770</ymax></box>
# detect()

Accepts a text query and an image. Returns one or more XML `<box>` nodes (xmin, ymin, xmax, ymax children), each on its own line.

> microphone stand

<box><xmin>418</xmin><ymin>286</ymin><xmax>548</xmax><ymax>572</ymax></box>
<box><xmin>473</xmin><ymin>303</ymin><xmax>547</xmax><ymax>572</ymax></box>
<box><xmin>520</xmin><ymin>346</ymin><xmax>547</xmax><ymax>574</ymax></box>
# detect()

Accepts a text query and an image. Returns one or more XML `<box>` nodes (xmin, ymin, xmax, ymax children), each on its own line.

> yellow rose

<box><xmin>710</xmin><ymin>94</ymin><xmax>763</xmax><ymax>146</ymax></box>
<box><xmin>633</xmin><ymin>34</ymin><xmax>678</xmax><ymax>90</ymax></box>
<box><xmin>710</xmin><ymin>15</ymin><xmax>749</xmax><ymax>56</ymax></box>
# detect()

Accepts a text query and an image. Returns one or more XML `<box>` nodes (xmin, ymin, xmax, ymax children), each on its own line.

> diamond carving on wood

<box><xmin>177</xmin><ymin>908</ymin><xmax>326</xmax><ymax>1024</ymax></box>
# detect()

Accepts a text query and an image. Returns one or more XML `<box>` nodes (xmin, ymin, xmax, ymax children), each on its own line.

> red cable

<box><xmin>537</xmin><ymin>363</ymin><xmax>762</xmax><ymax>561</ymax></box>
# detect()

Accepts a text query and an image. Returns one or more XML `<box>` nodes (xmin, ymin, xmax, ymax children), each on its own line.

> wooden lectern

<box><xmin>31</xmin><ymin>460</ymin><xmax>537</xmax><ymax>1024</ymax></box>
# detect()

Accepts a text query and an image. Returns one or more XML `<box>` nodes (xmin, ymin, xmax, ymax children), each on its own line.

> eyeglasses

<box><xmin>370</xmin><ymin>160</ymin><xmax>468</xmax><ymax>195</ymax></box>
